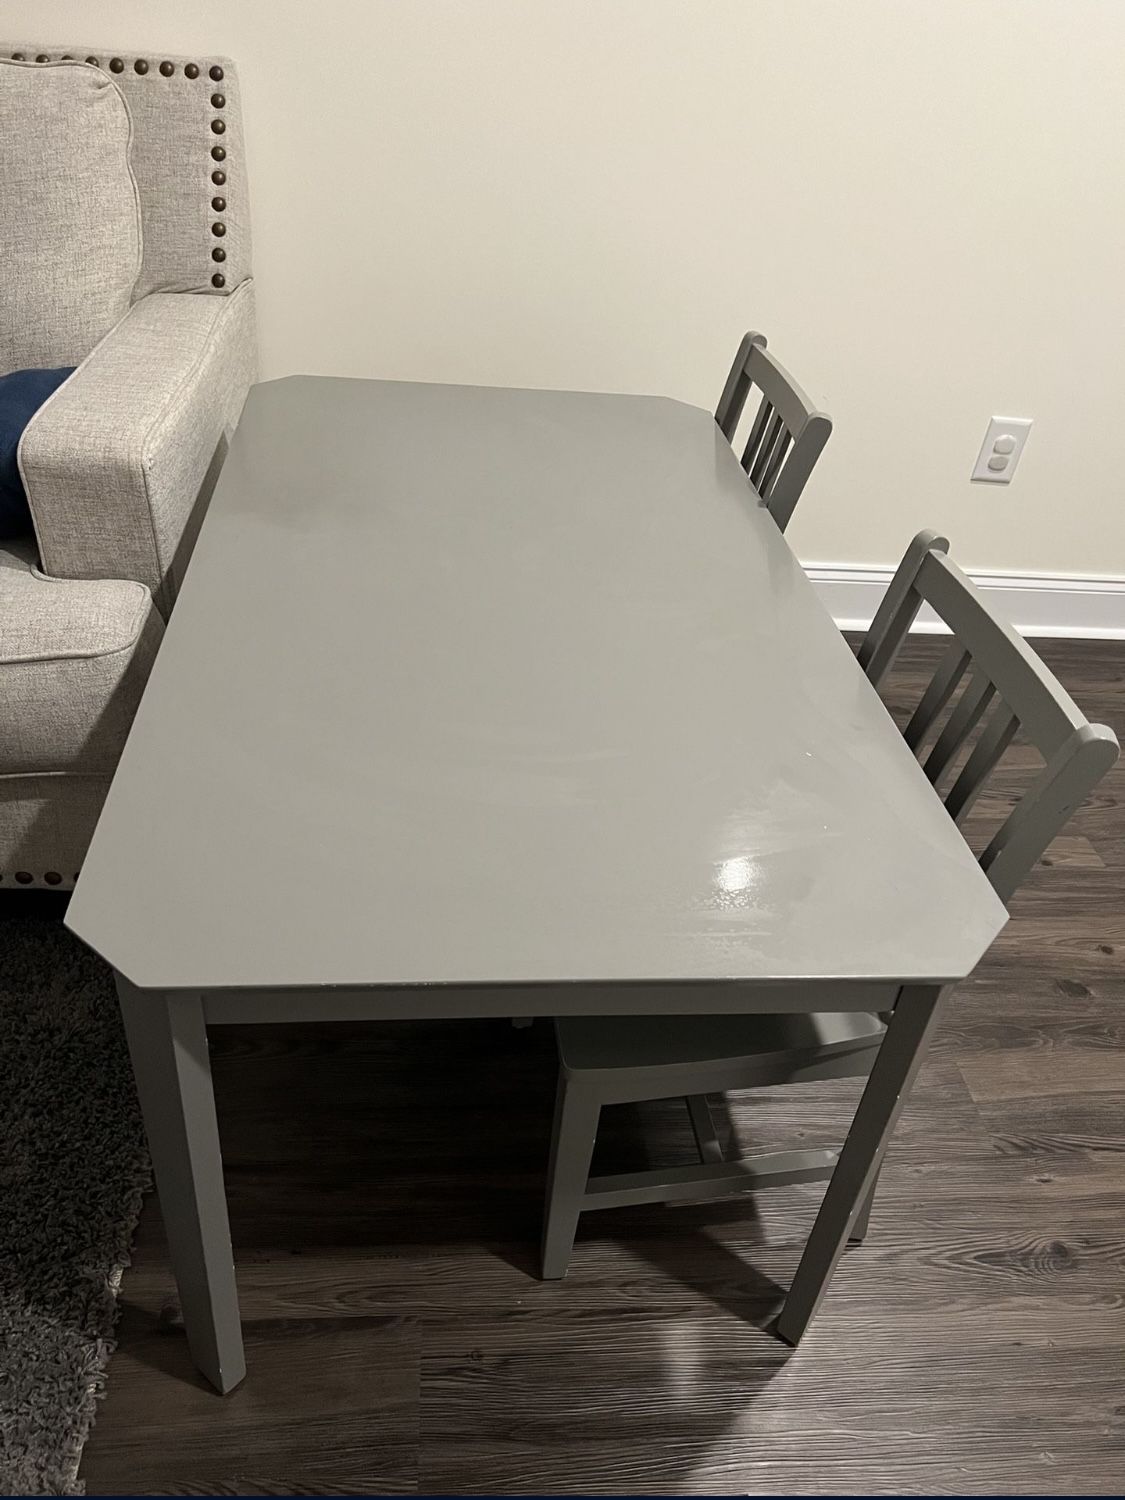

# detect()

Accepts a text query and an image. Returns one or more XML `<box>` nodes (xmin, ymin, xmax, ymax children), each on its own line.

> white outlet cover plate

<box><xmin>972</xmin><ymin>415</ymin><xmax>1033</xmax><ymax>484</ymax></box>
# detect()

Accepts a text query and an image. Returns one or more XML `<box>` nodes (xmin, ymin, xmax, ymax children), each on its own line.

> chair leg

<box><xmin>777</xmin><ymin>985</ymin><xmax>946</xmax><ymax>1346</ymax></box>
<box><xmin>848</xmin><ymin>1165</ymin><xmax>880</xmax><ymax>1244</ymax></box>
<box><xmin>541</xmin><ymin>1074</ymin><xmax>601</xmax><ymax>1280</ymax></box>
<box><xmin>686</xmin><ymin>1094</ymin><xmax>725</xmax><ymax>1164</ymax></box>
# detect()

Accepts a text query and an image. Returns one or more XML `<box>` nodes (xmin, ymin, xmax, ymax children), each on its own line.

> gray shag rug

<box><xmin>0</xmin><ymin>904</ymin><xmax>150</xmax><ymax>1496</ymax></box>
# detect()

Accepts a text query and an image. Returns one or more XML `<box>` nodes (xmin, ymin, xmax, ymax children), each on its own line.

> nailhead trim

<box><xmin>209</xmin><ymin>59</ymin><xmax>227</xmax><ymax>256</ymax></box>
<box><xmin>109</xmin><ymin>57</ymin><xmax>124</xmax><ymax>72</ymax></box>
<box><xmin>199</xmin><ymin>65</ymin><xmax>231</xmax><ymax>276</ymax></box>
<box><xmin>160</xmin><ymin>60</ymin><xmax>175</xmax><ymax>76</ymax></box>
<box><xmin>185</xmin><ymin>62</ymin><xmax>199</xmax><ymax>78</ymax></box>
<box><xmin>134</xmin><ymin>58</ymin><xmax>149</xmax><ymax>74</ymax></box>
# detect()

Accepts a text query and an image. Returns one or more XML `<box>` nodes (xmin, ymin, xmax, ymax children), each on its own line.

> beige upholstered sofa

<box><xmin>0</xmin><ymin>46</ymin><xmax>257</xmax><ymax>889</ymax></box>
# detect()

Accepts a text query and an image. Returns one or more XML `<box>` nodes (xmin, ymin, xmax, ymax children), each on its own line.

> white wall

<box><xmin>5</xmin><ymin>0</ymin><xmax>1124</xmax><ymax>578</ymax></box>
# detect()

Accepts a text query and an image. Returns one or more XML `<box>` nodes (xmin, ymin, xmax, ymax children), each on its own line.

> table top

<box><xmin>67</xmin><ymin>376</ymin><xmax>1007</xmax><ymax>993</ymax></box>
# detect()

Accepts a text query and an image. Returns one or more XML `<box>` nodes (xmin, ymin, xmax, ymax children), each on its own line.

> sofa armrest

<box><xmin>19</xmin><ymin>280</ymin><xmax>257</xmax><ymax>615</ymax></box>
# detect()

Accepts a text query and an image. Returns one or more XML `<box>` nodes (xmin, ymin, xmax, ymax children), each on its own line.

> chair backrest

<box><xmin>858</xmin><ymin>530</ymin><xmax>1120</xmax><ymax>906</ymax></box>
<box><xmin>3</xmin><ymin>44</ymin><xmax>251</xmax><ymax>301</ymax></box>
<box><xmin>714</xmin><ymin>331</ymin><xmax>832</xmax><ymax>531</ymax></box>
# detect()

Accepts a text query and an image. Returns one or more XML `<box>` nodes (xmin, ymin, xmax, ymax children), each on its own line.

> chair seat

<box><xmin>555</xmin><ymin>1005</ymin><xmax>888</xmax><ymax>1075</ymax></box>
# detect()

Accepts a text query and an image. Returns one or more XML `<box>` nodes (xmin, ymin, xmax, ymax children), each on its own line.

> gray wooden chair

<box><xmin>541</xmin><ymin>530</ymin><xmax>1119</xmax><ymax>1341</ymax></box>
<box><xmin>714</xmin><ymin>331</ymin><xmax>833</xmax><ymax>531</ymax></box>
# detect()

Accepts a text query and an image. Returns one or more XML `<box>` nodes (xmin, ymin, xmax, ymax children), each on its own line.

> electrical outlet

<box><xmin>971</xmin><ymin>416</ymin><xmax>1032</xmax><ymax>484</ymax></box>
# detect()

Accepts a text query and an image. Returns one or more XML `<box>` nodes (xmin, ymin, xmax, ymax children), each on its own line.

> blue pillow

<box><xmin>0</xmin><ymin>367</ymin><xmax>75</xmax><ymax>539</ymax></box>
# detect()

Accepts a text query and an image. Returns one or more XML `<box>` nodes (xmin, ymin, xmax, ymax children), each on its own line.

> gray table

<box><xmin>67</xmin><ymin>376</ymin><xmax>1007</xmax><ymax>1392</ymax></box>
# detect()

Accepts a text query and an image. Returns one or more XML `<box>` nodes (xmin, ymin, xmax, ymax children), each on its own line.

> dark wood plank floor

<box><xmin>79</xmin><ymin>638</ymin><xmax>1125</xmax><ymax>1495</ymax></box>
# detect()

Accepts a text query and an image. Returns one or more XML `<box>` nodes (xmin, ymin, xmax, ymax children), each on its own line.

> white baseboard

<box><xmin>804</xmin><ymin>562</ymin><xmax>1125</xmax><ymax>640</ymax></box>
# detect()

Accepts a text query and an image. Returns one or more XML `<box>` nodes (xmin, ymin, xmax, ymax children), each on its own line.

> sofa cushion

<box><xmin>0</xmin><ymin>59</ymin><xmax>142</xmax><ymax>376</ymax></box>
<box><xmin>0</xmin><ymin>367</ymin><xmax>74</xmax><ymax>538</ymax></box>
<box><xmin>3</xmin><ymin>46</ymin><xmax>251</xmax><ymax>300</ymax></box>
<box><xmin>0</xmin><ymin>541</ymin><xmax>162</xmax><ymax>773</ymax></box>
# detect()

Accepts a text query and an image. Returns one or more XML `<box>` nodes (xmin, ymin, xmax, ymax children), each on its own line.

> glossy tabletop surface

<box><xmin>67</xmin><ymin>376</ymin><xmax>1007</xmax><ymax>992</ymax></box>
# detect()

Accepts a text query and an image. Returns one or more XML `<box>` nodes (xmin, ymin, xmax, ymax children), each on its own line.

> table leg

<box><xmin>116</xmin><ymin>976</ymin><xmax>245</xmax><ymax>1393</ymax></box>
<box><xmin>776</xmin><ymin>984</ymin><xmax>947</xmax><ymax>1346</ymax></box>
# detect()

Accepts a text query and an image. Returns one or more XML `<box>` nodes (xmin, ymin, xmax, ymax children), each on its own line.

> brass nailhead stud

<box><xmin>212</xmin><ymin>195</ymin><xmax>226</xmax><ymax>212</ymax></box>
<box><xmin>109</xmin><ymin>57</ymin><xmax>124</xmax><ymax>72</ymax></box>
<box><xmin>86</xmin><ymin>56</ymin><xmax>100</xmax><ymax>66</ymax></box>
<box><xmin>211</xmin><ymin>169</ymin><xmax>226</xmax><ymax>185</ymax></box>
<box><xmin>160</xmin><ymin>60</ymin><xmax>175</xmax><ymax>76</ymax></box>
<box><xmin>134</xmin><ymin>58</ymin><xmax>149</xmax><ymax>74</ymax></box>
<box><xmin>45</xmin><ymin>871</ymin><xmax>62</xmax><ymax>886</ymax></box>
<box><xmin>211</xmin><ymin>92</ymin><xmax>225</xmax><ymax>108</ymax></box>
<box><xmin>11</xmin><ymin>53</ymin><xmax>26</xmax><ymax>61</ymax></box>
<box><xmin>209</xmin><ymin>65</ymin><xmax>224</xmax><ymax>81</ymax></box>
<box><xmin>211</xmin><ymin>144</ymin><xmax>226</xmax><ymax>161</ymax></box>
<box><xmin>62</xmin><ymin>55</ymin><xmax>75</xmax><ymax>61</ymax></box>
<box><xmin>212</xmin><ymin>247</ymin><xmax>226</xmax><ymax>261</ymax></box>
<box><xmin>212</xmin><ymin>222</ymin><xmax>226</xmax><ymax>236</ymax></box>
<box><xmin>210</xmin><ymin>118</ymin><xmax>226</xmax><ymax>134</ymax></box>
<box><xmin>184</xmin><ymin>62</ymin><xmax>199</xmax><ymax>78</ymax></box>
<box><xmin>15</xmin><ymin>871</ymin><xmax>33</xmax><ymax>884</ymax></box>
<box><xmin>36</xmin><ymin>54</ymin><xmax>50</xmax><ymax>63</ymax></box>
<box><xmin>212</xmin><ymin>273</ymin><xmax>226</xmax><ymax>288</ymax></box>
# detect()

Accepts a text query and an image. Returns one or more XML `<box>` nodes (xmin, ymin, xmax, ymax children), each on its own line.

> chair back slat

<box><xmin>760</xmin><ymin>428</ymin><xmax>793</xmax><ymax>498</ymax></box>
<box><xmin>859</xmin><ymin>531</ymin><xmax>1120</xmax><ymax>907</ymax></box>
<box><xmin>715</xmin><ymin>331</ymin><xmax>832</xmax><ymax>531</ymax></box>
<box><xmin>923</xmin><ymin>673</ymin><xmax>995</xmax><ymax>788</ymax></box>
<box><xmin>944</xmin><ymin>705</ymin><xmax>1019</xmax><ymax>824</ymax></box>
<box><xmin>749</xmin><ymin>412</ymin><xmax>785</xmax><ymax>489</ymax></box>
<box><xmin>740</xmin><ymin>397</ymin><xmax>774</xmax><ymax>473</ymax></box>
<box><xmin>903</xmin><ymin>640</ymin><xmax>969</xmax><ymax>751</ymax></box>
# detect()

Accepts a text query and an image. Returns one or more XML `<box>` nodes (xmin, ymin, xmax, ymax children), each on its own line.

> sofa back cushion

<box><xmin>4</xmin><ymin>46</ymin><xmax>252</xmax><ymax>301</ymax></box>
<box><xmin>0</xmin><ymin>60</ymin><xmax>141</xmax><ymax>376</ymax></box>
